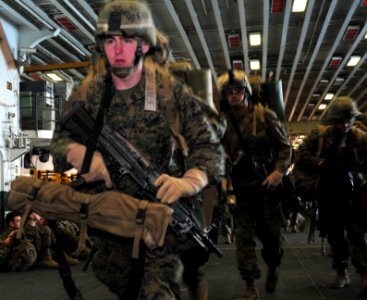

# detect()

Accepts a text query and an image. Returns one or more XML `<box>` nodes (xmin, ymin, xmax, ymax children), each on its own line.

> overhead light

<box><xmin>343</xmin><ymin>25</ymin><xmax>360</xmax><ymax>40</ymax></box>
<box><xmin>250</xmin><ymin>59</ymin><xmax>260</xmax><ymax>70</ymax></box>
<box><xmin>46</xmin><ymin>73</ymin><xmax>63</xmax><ymax>82</ymax></box>
<box><xmin>328</xmin><ymin>56</ymin><xmax>342</xmax><ymax>68</ymax></box>
<box><xmin>324</xmin><ymin>93</ymin><xmax>334</xmax><ymax>100</ymax></box>
<box><xmin>271</xmin><ymin>0</ymin><xmax>285</xmax><ymax>13</ymax></box>
<box><xmin>365</xmin><ymin>32</ymin><xmax>367</xmax><ymax>39</ymax></box>
<box><xmin>292</xmin><ymin>0</ymin><xmax>307</xmax><ymax>12</ymax></box>
<box><xmin>318</xmin><ymin>104</ymin><xmax>327</xmax><ymax>110</ymax></box>
<box><xmin>249</xmin><ymin>33</ymin><xmax>261</xmax><ymax>46</ymax></box>
<box><xmin>228</xmin><ymin>34</ymin><xmax>241</xmax><ymax>48</ymax></box>
<box><xmin>347</xmin><ymin>55</ymin><xmax>361</xmax><ymax>67</ymax></box>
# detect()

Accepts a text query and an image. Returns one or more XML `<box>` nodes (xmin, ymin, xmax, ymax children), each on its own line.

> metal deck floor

<box><xmin>0</xmin><ymin>231</ymin><xmax>364</xmax><ymax>300</ymax></box>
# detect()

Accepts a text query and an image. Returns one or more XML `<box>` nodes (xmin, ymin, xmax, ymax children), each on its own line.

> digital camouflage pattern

<box><xmin>0</xmin><ymin>228</ymin><xmax>37</xmax><ymax>272</ymax></box>
<box><xmin>50</xmin><ymin>57</ymin><xmax>225</xmax><ymax>298</ymax></box>
<box><xmin>223</xmin><ymin>103</ymin><xmax>291</xmax><ymax>281</ymax></box>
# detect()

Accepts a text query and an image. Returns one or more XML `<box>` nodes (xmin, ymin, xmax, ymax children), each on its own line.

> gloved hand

<box><xmin>262</xmin><ymin>170</ymin><xmax>283</xmax><ymax>190</ymax></box>
<box><xmin>66</xmin><ymin>143</ymin><xmax>112</xmax><ymax>188</ymax></box>
<box><xmin>154</xmin><ymin>168</ymin><xmax>208</xmax><ymax>204</ymax></box>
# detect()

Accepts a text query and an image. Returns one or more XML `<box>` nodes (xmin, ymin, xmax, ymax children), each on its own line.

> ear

<box><xmin>142</xmin><ymin>43</ymin><xmax>150</xmax><ymax>54</ymax></box>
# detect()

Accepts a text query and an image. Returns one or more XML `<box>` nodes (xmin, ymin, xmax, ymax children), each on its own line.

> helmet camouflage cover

<box><xmin>96</xmin><ymin>0</ymin><xmax>156</xmax><ymax>46</ymax></box>
<box><xmin>326</xmin><ymin>96</ymin><xmax>358</xmax><ymax>122</ymax></box>
<box><xmin>217</xmin><ymin>69</ymin><xmax>253</xmax><ymax>96</ymax></box>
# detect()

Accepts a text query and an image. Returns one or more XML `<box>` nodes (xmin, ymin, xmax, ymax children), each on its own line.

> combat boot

<box><xmin>359</xmin><ymin>274</ymin><xmax>367</xmax><ymax>299</ymax></box>
<box><xmin>37</xmin><ymin>255</ymin><xmax>59</xmax><ymax>269</ymax></box>
<box><xmin>265</xmin><ymin>266</ymin><xmax>279</xmax><ymax>293</ymax></box>
<box><xmin>236</xmin><ymin>280</ymin><xmax>260</xmax><ymax>300</ymax></box>
<box><xmin>190</xmin><ymin>279</ymin><xmax>208</xmax><ymax>300</ymax></box>
<box><xmin>65</xmin><ymin>255</ymin><xmax>79</xmax><ymax>266</ymax></box>
<box><xmin>329</xmin><ymin>270</ymin><xmax>350</xmax><ymax>289</ymax></box>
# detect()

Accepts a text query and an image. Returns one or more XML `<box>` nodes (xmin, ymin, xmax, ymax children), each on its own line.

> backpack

<box><xmin>292</xmin><ymin>125</ymin><xmax>330</xmax><ymax>201</ymax></box>
<box><xmin>7</xmin><ymin>176</ymin><xmax>173</xmax><ymax>259</ymax></box>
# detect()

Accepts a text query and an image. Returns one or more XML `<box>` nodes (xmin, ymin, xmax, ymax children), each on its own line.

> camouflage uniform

<box><xmin>223</xmin><ymin>104</ymin><xmax>291</xmax><ymax>281</ymax></box>
<box><xmin>297</xmin><ymin>124</ymin><xmax>367</xmax><ymax>276</ymax></box>
<box><xmin>51</xmin><ymin>39</ymin><xmax>224</xmax><ymax>300</ymax></box>
<box><xmin>0</xmin><ymin>228</ymin><xmax>37</xmax><ymax>272</ymax></box>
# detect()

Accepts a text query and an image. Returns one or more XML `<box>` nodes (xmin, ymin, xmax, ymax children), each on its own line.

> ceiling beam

<box><xmin>276</xmin><ymin>0</ymin><xmax>292</xmax><ymax>80</ymax></box>
<box><xmin>23</xmin><ymin>61</ymin><xmax>90</xmax><ymax>73</ymax></box>
<box><xmin>184</xmin><ymin>0</ymin><xmax>218</xmax><ymax>83</ymax></box>
<box><xmin>238</xmin><ymin>0</ymin><xmax>250</xmax><ymax>75</ymax></box>
<box><xmin>284</xmin><ymin>0</ymin><xmax>315</xmax><ymax>106</ymax></box>
<box><xmin>262</xmin><ymin>0</ymin><xmax>269</xmax><ymax>81</ymax></box>
<box><xmin>290</xmin><ymin>0</ymin><xmax>338</xmax><ymax>121</ymax></box>
<box><xmin>211</xmin><ymin>0</ymin><xmax>231</xmax><ymax>69</ymax></box>
<box><xmin>318</xmin><ymin>21</ymin><xmax>367</xmax><ymax>119</ymax></box>
<box><xmin>163</xmin><ymin>0</ymin><xmax>200</xmax><ymax>69</ymax></box>
<box><xmin>301</xmin><ymin>0</ymin><xmax>360</xmax><ymax>121</ymax></box>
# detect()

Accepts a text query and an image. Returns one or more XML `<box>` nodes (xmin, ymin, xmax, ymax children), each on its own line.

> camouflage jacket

<box><xmin>223</xmin><ymin>103</ymin><xmax>292</xmax><ymax>185</ymax></box>
<box><xmin>296</xmin><ymin>125</ymin><xmax>367</xmax><ymax>188</ymax></box>
<box><xmin>51</xmin><ymin>58</ymin><xmax>225</xmax><ymax>195</ymax></box>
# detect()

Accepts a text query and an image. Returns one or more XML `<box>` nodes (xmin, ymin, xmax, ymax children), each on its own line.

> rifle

<box><xmin>60</xmin><ymin>101</ymin><xmax>223</xmax><ymax>258</ymax></box>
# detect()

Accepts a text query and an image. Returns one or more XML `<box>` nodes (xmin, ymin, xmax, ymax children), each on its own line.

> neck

<box><xmin>112</xmin><ymin>60</ymin><xmax>144</xmax><ymax>90</ymax></box>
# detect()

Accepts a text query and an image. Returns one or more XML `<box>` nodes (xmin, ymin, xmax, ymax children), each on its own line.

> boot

<box><xmin>236</xmin><ymin>280</ymin><xmax>260</xmax><ymax>300</ymax></box>
<box><xmin>65</xmin><ymin>255</ymin><xmax>79</xmax><ymax>266</ymax></box>
<box><xmin>329</xmin><ymin>270</ymin><xmax>350</xmax><ymax>289</ymax></box>
<box><xmin>190</xmin><ymin>279</ymin><xmax>208</xmax><ymax>300</ymax></box>
<box><xmin>359</xmin><ymin>274</ymin><xmax>367</xmax><ymax>299</ymax></box>
<box><xmin>37</xmin><ymin>255</ymin><xmax>59</xmax><ymax>269</ymax></box>
<box><xmin>265</xmin><ymin>266</ymin><xmax>279</xmax><ymax>293</ymax></box>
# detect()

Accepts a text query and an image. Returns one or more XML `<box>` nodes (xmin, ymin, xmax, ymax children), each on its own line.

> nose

<box><xmin>114</xmin><ymin>39</ymin><xmax>123</xmax><ymax>54</ymax></box>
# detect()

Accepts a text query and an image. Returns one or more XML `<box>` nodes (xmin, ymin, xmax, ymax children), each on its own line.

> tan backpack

<box><xmin>7</xmin><ymin>176</ymin><xmax>173</xmax><ymax>259</ymax></box>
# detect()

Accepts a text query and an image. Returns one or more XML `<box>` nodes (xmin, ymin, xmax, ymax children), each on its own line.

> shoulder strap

<box><xmin>80</xmin><ymin>74</ymin><xmax>114</xmax><ymax>175</ymax></box>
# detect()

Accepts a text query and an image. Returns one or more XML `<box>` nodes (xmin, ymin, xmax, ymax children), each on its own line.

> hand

<box><xmin>154</xmin><ymin>169</ymin><xmax>208</xmax><ymax>204</ymax></box>
<box><xmin>262</xmin><ymin>170</ymin><xmax>283</xmax><ymax>190</ymax></box>
<box><xmin>67</xmin><ymin>143</ymin><xmax>112</xmax><ymax>188</ymax></box>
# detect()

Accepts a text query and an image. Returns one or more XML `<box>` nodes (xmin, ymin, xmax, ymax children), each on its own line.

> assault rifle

<box><xmin>60</xmin><ymin>101</ymin><xmax>223</xmax><ymax>258</ymax></box>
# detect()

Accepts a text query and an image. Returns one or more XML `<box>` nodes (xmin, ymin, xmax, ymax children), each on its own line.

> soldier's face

<box><xmin>335</xmin><ymin>117</ymin><xmax>355</xmax><ymax>133</ymax></box>
<box><xmin>10</xmin><ymin>216</ymin><xmax>21</xmax><ymax>229</ymax></box>
<box><xmin>226</xmin><ymin>87</ymin><xmax>247</xmax><ymax>107</ymax></box>
<box><xmin>103</xmin><ymin>36</ymin><xmax>149</xmax><ymax>69</ymax></box>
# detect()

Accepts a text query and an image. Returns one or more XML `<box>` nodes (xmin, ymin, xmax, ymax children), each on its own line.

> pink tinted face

<box><xmin>103</xmin><ymin>36</ymin><xmax>138</xmax><ymax>68</ymax></box>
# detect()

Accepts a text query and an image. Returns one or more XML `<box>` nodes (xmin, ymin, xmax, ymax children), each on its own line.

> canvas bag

<box><xmin>7</xmin><ymin>176</ymin><xmax>173</xmax><ymax>259</ymax></box>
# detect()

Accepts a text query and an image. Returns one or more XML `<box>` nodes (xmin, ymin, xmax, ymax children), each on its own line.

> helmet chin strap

<box><xmin>111</xmin><ymin>38</ymin><xmax>144</xmax><ymax>79</ymax></box>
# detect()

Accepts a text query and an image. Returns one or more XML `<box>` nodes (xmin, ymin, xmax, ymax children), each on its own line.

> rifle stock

<box><xmin>61</xmin><ymin>101</ymin><xmax>223</xmax><ymax>258</ymax></box>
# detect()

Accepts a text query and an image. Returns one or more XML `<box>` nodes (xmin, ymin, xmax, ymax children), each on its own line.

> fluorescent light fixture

<box><xmin>292</xmin><ymin>0</ymin><xmax>307</xmax><ymax>12</ymax></box>
<box><xmin>324</xmin><ymin>93</ymin><xmax>334</xmax><ymax>100</ymax></box>
<box><xmin>365</xmin><ymin>32</ymin><xmax>367</xmax><ymax>39</ymax></box>
<box><xmin>318</xmin><ymin>104</ymin><xmax>327</xmax><ymax>110</ymax></box>
<box><xmin>250</xmin><ymin>59</ymin><xmax>260</xmax><ymax>70</ymax></box>
<box><xmin>249</xmin><ymin>33</ymin><xmax>261</xmax><ymax>46</ymax></box>
<box><xmin>347</xmin><ymin>55</ymin><xmax>361</xmax><ymax>67</ymax></box>
<box><xmin>46</xmin><ymin>73</ymin><xmax>63</xmax><ymax>82</ymax></box>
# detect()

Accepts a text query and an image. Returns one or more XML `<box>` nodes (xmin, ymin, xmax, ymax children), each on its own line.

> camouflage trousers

<box><xmin>234</xmin><ymin>185</ymin><xmax>286</xmax><ymax>281</ymax></box>
<box><xmin>92</xmin><ymin>233</ymin><xmax>183</xmax><ymax>300</ymax></box>
<box><xmin>0</xmin><ymin>240</ymin><xmax>37</xmax><ymax>272</ymax></box>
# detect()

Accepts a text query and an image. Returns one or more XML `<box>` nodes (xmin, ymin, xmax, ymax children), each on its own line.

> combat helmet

<box><xmin>95</xmin><ymin>1</ymin><xmax>156</xmax><ymax>77</ymax></box>
<box><xmin>326</xmin><ymin>96</ymin><xmax>358</xmax><ymax>122</ymax></box>
<box><xmin>217</xmin><ymin>69</ymin><xmax>252</xmax><ymax>111</ymax></box>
